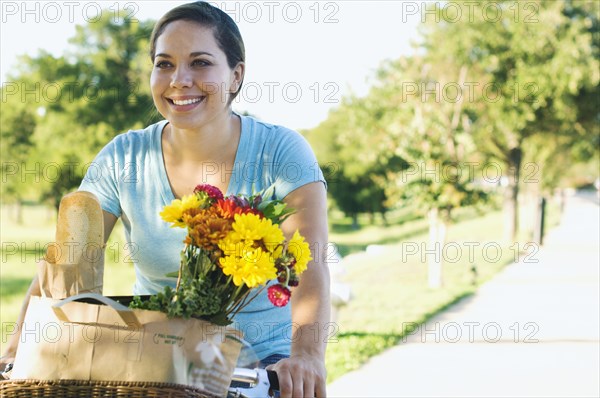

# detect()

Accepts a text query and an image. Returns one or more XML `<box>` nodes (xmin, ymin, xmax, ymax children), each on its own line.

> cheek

<box><xmin>150</xmin><ymin>73</ymin><xmax>164</xmax><ymax>97</ymax></box>
<box><xmin>202</xmin><ymin>69</ymin><xmax>232</xmax><ymax>85</ymax></box>
<box><xmin>205</xmin><ymin>71</ymin><xmax>237</xmax><ymax>96</ymax></box>
<box><xmin>149</xmin><ymin>73</ymin><xmax>157</xmax><ymax>91</ymax></box>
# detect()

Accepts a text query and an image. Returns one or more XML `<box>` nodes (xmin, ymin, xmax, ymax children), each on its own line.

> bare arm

<box><xmin>268</xmin><ymin>182</ymin><xmax>331</xmax><ymax>397</ymax></box>
<box><xmin>0</xmin><ymin>210</ymin><xmax>118</xmax><ymax>367</ymax></box>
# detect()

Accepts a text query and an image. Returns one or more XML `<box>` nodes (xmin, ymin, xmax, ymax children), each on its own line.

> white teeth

<box><xmin>172</xmin><ymin>97</ymin><xmax>203</xmax><ymax>106</ymax></box>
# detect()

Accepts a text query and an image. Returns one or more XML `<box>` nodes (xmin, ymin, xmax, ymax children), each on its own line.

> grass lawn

<box><xmin>323</xmin><ymin>199</ymin><xmax>561</xmax><ymax>381</ymax></box>
<box><xmin>325</xmin><ymin>210</ymin><xmax>509</xmax><ymax>380</ymax></box>
<box><xmin>0</xmin><ymin>199</ymin><xmax>561</xmax><ymax>381</ymax></box>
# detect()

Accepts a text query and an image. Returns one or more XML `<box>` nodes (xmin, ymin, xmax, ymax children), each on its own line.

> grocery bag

<box><xmin>11</xmin><ymin>293</ymin><xmax>243</xmax><ymax>397</ymax></box>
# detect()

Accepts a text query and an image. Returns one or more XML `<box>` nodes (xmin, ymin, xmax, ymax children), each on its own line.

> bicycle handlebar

<box><xmin>230</xmin><ymin>368</ymin><xmax>279</xmax><ymax>398</ymax></box>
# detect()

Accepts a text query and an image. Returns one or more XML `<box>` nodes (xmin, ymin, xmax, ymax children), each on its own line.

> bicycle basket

<box><xmin>0</xmin><ymin>379</ymin><xmax>216</xmax><ymax>398</ymax></box>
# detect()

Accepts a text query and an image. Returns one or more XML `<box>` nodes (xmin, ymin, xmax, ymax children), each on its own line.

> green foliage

<box><xmin>1</xmin><ymin>11</ymin><xmax>158</xmax><ymax>207</ymax></box>
<box><xmin>420</xmin><ymin>0</ymin><xmax>599</xmax><ymax>186</ymax></box>
<box><xmin>307</xmin><ymin>0</ymin><xmax>597</xmax><ymax>226</ymax></box>
<box><xmin>371</xmin><ymin>56</ymin><xmax>490</xmax><ymax>221</ymax></box>
<box><xmin>0</xmin><ymin>90</ymin><xmax>37</xmax><ymax>203</ymax></box>
<box><xmin>401</xmin><ymin>0</ymin><xmax>600</xmax><ymax>239</ymax></box>
<box><xmin>129</xmin><ymin>247</ymin><xmax>234</xmax><ymax>326</ymax></box>
<box><xmin>306</xmin><ymin>96</ymin><xmax>408</xmax><ymax>221</ymax></box>
<box><xmin>129</xmin><ymin>280</ymin><xmax>223</xmax><ymax>323</ymax></box>
<box><xmin>258</xmin><ymin>200</ymin><xmax>295</xmax><ymax>224</ymax></box>
<box><xmin>254</xmin><ymin>184</ymin><xmax>296</xmax><ymax>224</ymax></box>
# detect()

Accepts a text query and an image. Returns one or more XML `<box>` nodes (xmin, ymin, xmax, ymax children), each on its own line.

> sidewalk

<box><xmin>327</xmin><ymin>192</ymin><xmax>600</xmax><ymax>397</ymax></box>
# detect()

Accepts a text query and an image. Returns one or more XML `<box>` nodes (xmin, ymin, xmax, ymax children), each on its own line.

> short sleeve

<box><xmin>79</xmin><ymin>139</ymin><xmax>122</xmax><ymax>217</ymax></box>
<box><xmin>272</xmin><ymin>127</ymin><xmax>327</xmax><ymax>199</ymax></box>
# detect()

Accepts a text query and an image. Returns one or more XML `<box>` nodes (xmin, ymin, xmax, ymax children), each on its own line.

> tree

<box><xmin>1</xmin><ymin>11</ymin><xmax>158</xmax><ymax>209</ymax></box>
<box><xmin>0</xmin><ymin>88</ymin><xmax>37</xmax><ymax>222</ymax></box>
<box><xmin>369</xmin><ymin>56</ymin><xmax>488</xmax><ymax>288</ymax></box>
<box><xmin>308</xmin><ymin>52</ymin><xmax>489</xmax><ymax>288</ymax></box>
<box><xmin>306</xmin><ymin>96</ymin><xmax>408</xmax><ymax>228</ymax></box>
<box><xmin>420</xmin><ymin>0</ymin><xmax>599</xmax><ymax>241</ymax></box>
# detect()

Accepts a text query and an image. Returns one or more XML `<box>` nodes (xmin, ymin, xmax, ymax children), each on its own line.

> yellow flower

<box><xmin>160</xmin><ymin>194</ymin><xmax>202</xmax><ymax>228</ymax></box>
<box><xmin>218</xmin><ymin>213</ymin><xmax>284</xmax><ymax>254</ymax></box>
<box><xmin>288</xmin><ymin>230</ymin><xmax>312</xmax><ymax>274</ymax></box>
<box><xmin>219</xmin><ymin>247</ymin><xmax>277</xmax><ymax>288</ymax></box>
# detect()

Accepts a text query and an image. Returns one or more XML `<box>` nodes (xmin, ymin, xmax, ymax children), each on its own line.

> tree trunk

<box><xmin>428</xmin><ymin>208</ymin><xmax>447</xmax><ymax>289</ymax></box>
<box><xmin>9</xmin><ymin>201</ymin><xmax>24</xmax><ymax>225</ymax></box>
<box><xmin>381</xmin><ymin>211</ymin><xmax>388</xmax><ymax>226</ymax></box>
<box><xmin>503</xmin><ymin>148</ymin><xmax>522</xmax><ymax>243</ymax></box>
<box><xmin>351</xmin><ymin>214</ymin><xmax>359</xmax><ymax>230</ymax></box>
<box><xmin>16</xmin><ymin>200</ymin><xmax>23</xmax><ymax>225</ymax></box>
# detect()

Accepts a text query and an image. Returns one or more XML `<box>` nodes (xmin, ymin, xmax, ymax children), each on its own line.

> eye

<box><xmin>154</xmin><ymin>60</ymin><xmax>172</xmax><ymax>69</ymax></box>
<box><xmin>191</xmin><ymin>59</ymin><xmax>210</xmax><ymax>67</ymax></box>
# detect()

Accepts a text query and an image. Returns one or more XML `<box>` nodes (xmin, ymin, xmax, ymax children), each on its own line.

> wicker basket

<box><xmin>0</xmin><ymin>379</ymin><xmax>215</xmax><ymax>398</ymax></box>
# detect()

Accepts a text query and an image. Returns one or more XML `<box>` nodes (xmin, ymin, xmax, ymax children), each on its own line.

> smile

<box><xmin>168</xmin><ymin>97</ymin><xmax>205</xmax><ymax>106</ymax></box>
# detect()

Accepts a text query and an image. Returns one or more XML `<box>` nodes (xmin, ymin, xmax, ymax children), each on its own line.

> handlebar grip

<box><xmin>267</xmin><ymin>369</ymin><xmax>279</xmax><ymax>391</ymax></box>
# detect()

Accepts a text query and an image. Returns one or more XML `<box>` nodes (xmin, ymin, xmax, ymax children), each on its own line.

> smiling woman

<box><xmin>149</xmin><ymin>18</ymin><xmax>244</xmax><ymax>132</ymax></box>
<box><xmin>153</xmin><ymin>28</ymin><xmax>239</xmax><ymax>141</ymax></box>
<box><xmin>1</xmin><ymin>2</ymin><xmax>331</xmax><ymax>397</ymax></box>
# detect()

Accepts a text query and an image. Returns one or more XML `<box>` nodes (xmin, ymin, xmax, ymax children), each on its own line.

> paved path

<box><xmin>327</xmin><ymin>192</ymin><xmax>600</xmax><ymax>397</ymax></box>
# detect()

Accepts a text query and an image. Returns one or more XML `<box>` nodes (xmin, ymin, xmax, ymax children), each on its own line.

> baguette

<box><xmin>40</xmin><ymin>191</ymin><xmax>105</xmax><ymax>298</ymax></box>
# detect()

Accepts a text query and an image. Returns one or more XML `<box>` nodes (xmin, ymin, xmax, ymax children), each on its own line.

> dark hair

<box><xmin>149</xmin><ymin>1</ymin><xmax>245</xmax><ymax>101</ymax></box>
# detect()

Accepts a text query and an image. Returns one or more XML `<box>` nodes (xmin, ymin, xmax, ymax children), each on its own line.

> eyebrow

<box><xmin>155</xmin><ymin>51</ymin><xmax>214</xmax><ymax>58</ymax></box>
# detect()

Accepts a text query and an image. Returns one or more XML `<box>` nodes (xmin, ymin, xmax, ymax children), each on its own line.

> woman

<box><xmin>1</xmin><ymin>2</ymin><xmax>330</xmax><ymax>397</ymax></box>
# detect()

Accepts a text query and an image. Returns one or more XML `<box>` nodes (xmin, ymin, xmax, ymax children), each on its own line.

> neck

<box><xmin>164</xmin><ymin>111</ymin><xmax>240</xmax><ymax>163</ymax></box>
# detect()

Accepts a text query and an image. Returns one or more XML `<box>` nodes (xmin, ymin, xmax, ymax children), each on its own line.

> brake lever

<box><xmin>1</xmin><ymin>363</ymin><xmax>13</xmax><ymax>380</ymax></box>
<box><xmin>266</xmin><ymin>369</ymin><xmax>279</xmax><ymax>391</ymax></box>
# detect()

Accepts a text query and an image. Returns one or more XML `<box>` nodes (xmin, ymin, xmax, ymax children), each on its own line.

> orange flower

<box><xmin>183</xmin><ymin>207</ymin><xmax>233</xmax><ymax>252</ymax></box>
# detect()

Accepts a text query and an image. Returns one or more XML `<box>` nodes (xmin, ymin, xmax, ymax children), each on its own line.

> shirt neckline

<box><xmin>152</xmin><ymin>114</ymin><xmax>248</xmax><ymax>204</ymax></box>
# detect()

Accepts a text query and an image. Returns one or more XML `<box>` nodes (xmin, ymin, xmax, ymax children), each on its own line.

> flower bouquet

<box><xmin>130</xmin><ymin>184</ymin><xmax>312</xmax><ymax>326</ymax></box>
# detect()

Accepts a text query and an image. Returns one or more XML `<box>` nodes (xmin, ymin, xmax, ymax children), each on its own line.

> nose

<box><xmin>170</xmin><ymin>66</ymin><xmax>193</xmax><ymax>89</ymax></box>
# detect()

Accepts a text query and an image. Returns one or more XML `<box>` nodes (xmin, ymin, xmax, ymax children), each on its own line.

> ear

<box><xmin>230</xmin><ymin>62</ymin><xmax>245</xmax><ymax>93</ymax></box>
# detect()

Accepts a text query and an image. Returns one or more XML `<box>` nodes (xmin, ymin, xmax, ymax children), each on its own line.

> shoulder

<box><xmin>108</xmin><ymin>121</ymin><xmax>166</xmax><ymax>151</ymax></box>
<box><xmin>241</xmin><ymin>114</ymin><xmax>311</xmax><ymax>149</ymax></box>
<box><xmin>93</xmin><ymin>121</ymin><xmax>167</xmax><ymax>164</ymax></box>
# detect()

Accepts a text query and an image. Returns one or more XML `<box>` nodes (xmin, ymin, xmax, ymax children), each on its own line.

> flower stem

<box><xmin>233</xmin><ymin>286</ymin><xmax>266</xmax><ymax>314</ymax></box>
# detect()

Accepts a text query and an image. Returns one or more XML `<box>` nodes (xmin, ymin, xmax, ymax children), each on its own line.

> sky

<box><xmin>0</xmin><ymin>1</ymin><xmax>422</xmax><ymax>130</ymax></box>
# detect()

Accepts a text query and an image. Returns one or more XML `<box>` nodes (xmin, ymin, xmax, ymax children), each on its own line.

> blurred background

<box><xmin>1</xmin><ymin>1</ymin><xmax>598</xmax><ymax>395</ymax></box>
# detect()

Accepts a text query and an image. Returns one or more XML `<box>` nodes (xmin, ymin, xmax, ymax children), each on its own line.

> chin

<box><xmin>166</xmin><ymin>117</ymin><xmax>205</xmax><ymax>131</ymax></box>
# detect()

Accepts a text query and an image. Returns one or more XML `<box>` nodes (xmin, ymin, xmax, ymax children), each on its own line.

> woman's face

<box><xmin>150</xmin><ymin>20</ymin><xmax>243</xmax><ymax>130</ymax></box>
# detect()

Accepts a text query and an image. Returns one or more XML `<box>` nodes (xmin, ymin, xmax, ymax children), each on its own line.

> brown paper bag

<box><xmin>38</xmin><ymin>191</ymin><xmax>105</xmax><ymax>299</ymax></box>
<box><xmin>11</xmin><ymin>293</ymin><xmax>243</xmax><ymax>397</ymax></box>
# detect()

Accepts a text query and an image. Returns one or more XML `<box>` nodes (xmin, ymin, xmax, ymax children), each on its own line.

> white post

<box><xmin>428</xmin><ymin>208</ymin><xmax>446</xmax><ymax>289</ymax></box>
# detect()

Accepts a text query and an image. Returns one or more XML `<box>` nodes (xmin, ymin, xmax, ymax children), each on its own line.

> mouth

<box><xmin>167</xmin><ymin>96</ymin><xmax>206</xmax><ymax>108</ymax></box>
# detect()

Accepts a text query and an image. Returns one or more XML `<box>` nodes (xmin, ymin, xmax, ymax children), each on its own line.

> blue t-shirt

<box><xmin>79</xmin><ymin>114</ymin><xmax>326</xmax><ymax>360</ymax></box>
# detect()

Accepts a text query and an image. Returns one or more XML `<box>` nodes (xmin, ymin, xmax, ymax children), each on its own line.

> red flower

<box><xmin>216</xmin><ymin>198</ymin><xmax>243</xmax><ymax>219</ymax></box>
<box><xmin>268</xmin><ymin>284</ymin><xmax>291</xmax><ymax>307</ymax></box>
<box><xmin>194</xmin><ymin>184</ymin><xmax>224</xmax><ymax>201</ymax></box>
<box><xmin>216</xmin><ymin>198</ymin><xmax>262</xmax><ymax>220</ymax></box>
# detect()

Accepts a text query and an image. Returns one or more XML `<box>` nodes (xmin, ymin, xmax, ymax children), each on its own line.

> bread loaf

<box><xmin>40</xmin><ymin>191</ymin><xmax>105</xmax><ymax>298</ymax></box>
<box><xmin>54</xmin><ymin>191</ymin><xmax>104</xmax><ymax>265</ymax></box>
